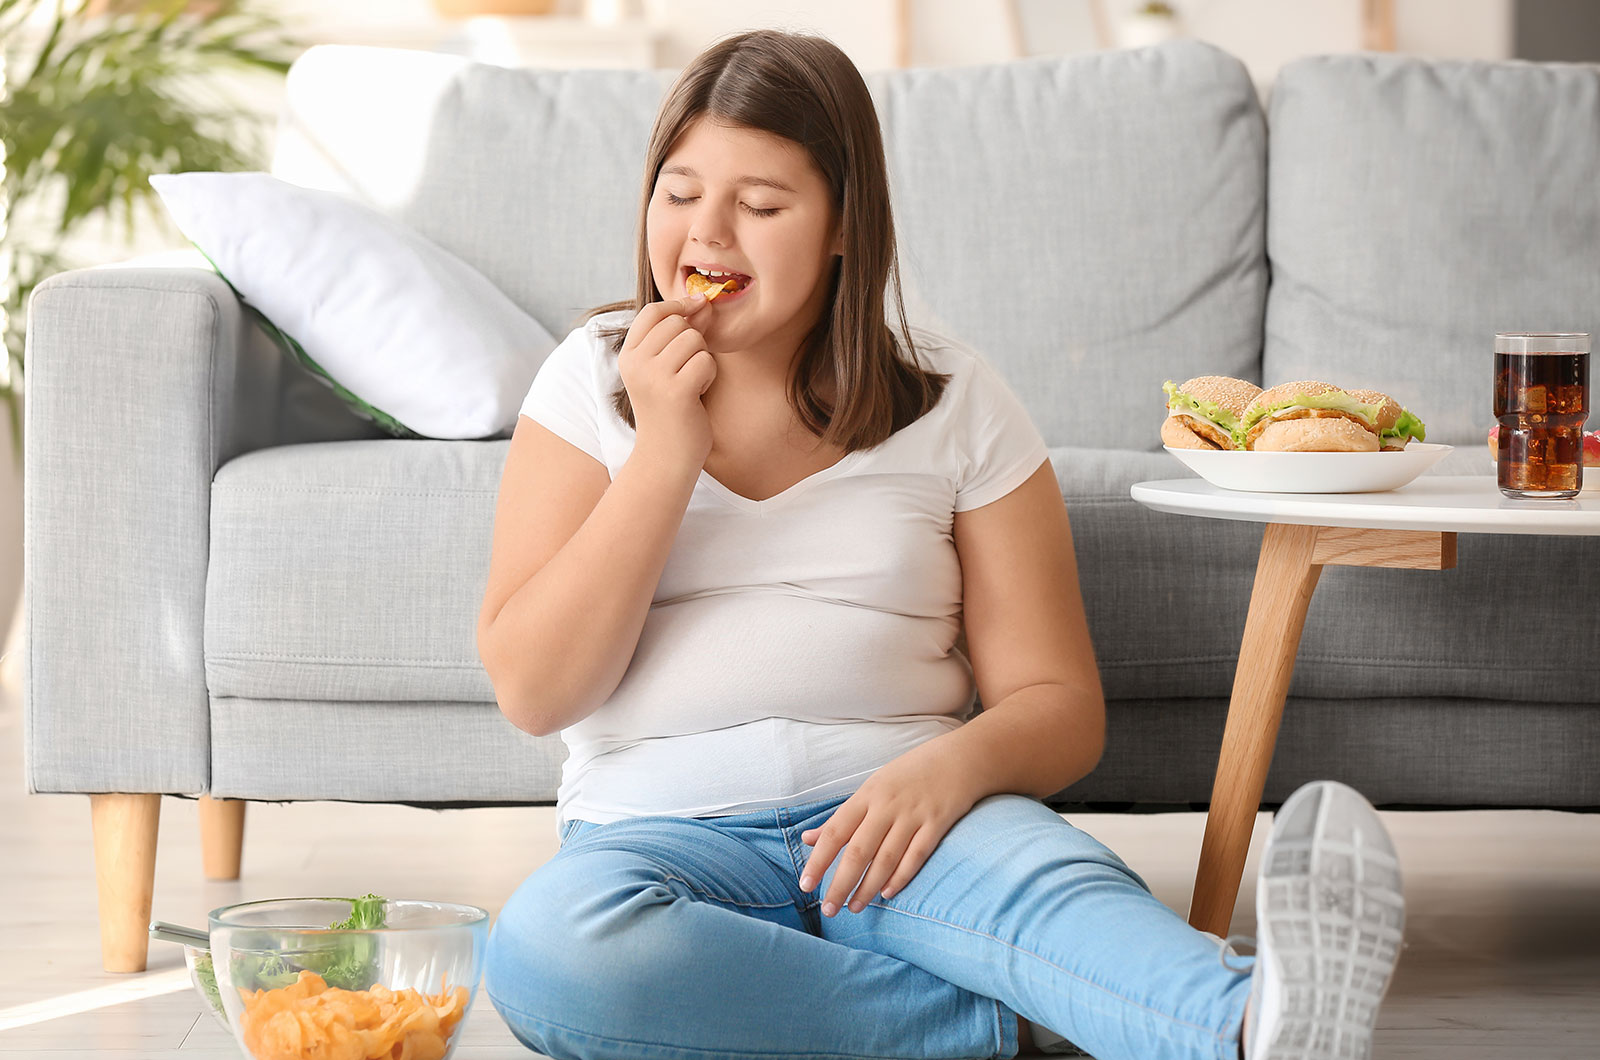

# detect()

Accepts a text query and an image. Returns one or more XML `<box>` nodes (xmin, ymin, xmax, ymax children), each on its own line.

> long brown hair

<box><xmin>586</xmin><ymin>29</ymin><xmax>948</xmax><ymax>451</ymax></box>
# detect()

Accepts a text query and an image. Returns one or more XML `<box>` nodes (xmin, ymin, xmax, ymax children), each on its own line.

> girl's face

<box><xmin>647</xmin><ymin>116</ymin><xmax>842</xmax><ymax>359</ymax></box>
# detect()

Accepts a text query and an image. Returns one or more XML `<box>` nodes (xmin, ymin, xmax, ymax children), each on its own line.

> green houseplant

<box><xmin>0</xmin><ymin>0</ymin><xmax>298</xmax><ymax>468</ymax></box>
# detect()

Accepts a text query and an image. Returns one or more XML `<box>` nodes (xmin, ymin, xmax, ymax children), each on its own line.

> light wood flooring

<box><xmin>3</xmin><ymin>693</ymin><xmax>1598</xmax><ymax>1058</ymax></box>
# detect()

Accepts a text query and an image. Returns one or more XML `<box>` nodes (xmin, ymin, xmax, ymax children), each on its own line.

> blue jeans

<box><xmin>485</xmin><ymin>792</ymin><xmax>1254</xmax><ymax>1060</ymax></box>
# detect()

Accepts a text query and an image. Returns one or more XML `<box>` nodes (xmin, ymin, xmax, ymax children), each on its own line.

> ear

<box><xmin>831</xmin><ymin>227</ymin><xmax>843</xmax><ymax>256</ymax></box>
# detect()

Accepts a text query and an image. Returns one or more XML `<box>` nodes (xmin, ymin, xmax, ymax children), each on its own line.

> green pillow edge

<box><xmin>189</xmin><ymin>241</ymin><xmax>423</xmax><ymax>439</ymax></box>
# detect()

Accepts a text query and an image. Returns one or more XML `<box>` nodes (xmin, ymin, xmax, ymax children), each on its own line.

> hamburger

<box><xmin>1241</xmin><ymin>380</ymin><xmax>1392</xmax><ymax>452</ymax></box>
<box><xmin>1161</xmin><ymin>376</ymin><xmax>1262</xmax><ymax>450</ymax></box>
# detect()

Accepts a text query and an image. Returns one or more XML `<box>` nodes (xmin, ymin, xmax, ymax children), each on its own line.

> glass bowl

<box><xmin>207</xmin><ymin>898</ymin><xmax>489</xmax><ymax>1060</ymax></box>
<box><xmin>183</xmin><ymin>943</ymin><xmax>231</xmax><ymax>1030</ymax></box>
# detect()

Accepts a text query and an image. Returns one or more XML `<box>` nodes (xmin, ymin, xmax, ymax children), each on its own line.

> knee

<box><xmin>962</xmin><ymin>794</ymin><xmax>1155</xmax><ymax>894</ymax></box>
<box><xmin>484</xmin><ymin>850</ymin><xmax>681</xmax><ymax>1042</ymax></box>
<box><xmin>486</xmin><ymin>853</ymin><xmax>617</xmax><ymax>999</ymax></box>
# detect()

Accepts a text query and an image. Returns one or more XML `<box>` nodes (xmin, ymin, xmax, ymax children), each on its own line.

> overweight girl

<box><xmin>477</xmin><ymin>29</ymin><xmax>1405</xmax><ymax>1060</ymax></box>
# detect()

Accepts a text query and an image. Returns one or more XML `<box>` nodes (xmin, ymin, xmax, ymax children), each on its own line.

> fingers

<box><xmin>812</xmin><ymin>812</ymin><xmax>892</xmax><ymax>918</ymax></box>
<box><xmin>847</xmin><ymin>819</ymin><xmax>919</xmax><ymax>912</ymax></box>
<box><xmin>622</xmin><ymin>299</ymin><xmax>677</xmax><ymax>351</ymax></box>
<box><xmin>622</xmin><ymin>293</ymin><xmax>708</xmax><ymax>354</ymax></box>
<box><xmin>798</xmin><ymin>802</ymin><xmax>864</xmax><ymax>899</ymax></box>
<box><xmin>657</xmin><ymin>325</ymin><xmax>710</xmax><ymax>375</ymax></box>
<box><xmin>800</xmin><ymin>815</ymin><xmax>942</xmax><ymax>914</ymax></box>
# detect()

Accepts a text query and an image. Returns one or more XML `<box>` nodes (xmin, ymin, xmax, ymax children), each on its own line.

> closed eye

<box><xmin>663</xmin><ymin>191</ymin><xmax>779</xmax><ymax>218</ymax></box>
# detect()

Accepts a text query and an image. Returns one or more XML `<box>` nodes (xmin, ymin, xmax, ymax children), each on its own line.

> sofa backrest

<box><xmin>1264</xmin><ymin>52</ymin><xmax>1600</xmax><ymax>447</ymax></box>
<box><xmin>271</xmin><ymin>40</ymin><xmax>1267</xmax><ymax>450</ymax></box>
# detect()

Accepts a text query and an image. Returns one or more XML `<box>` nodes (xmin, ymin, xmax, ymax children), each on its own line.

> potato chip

<box><xmin>685</xmin><ymin>271</ymin><xmax>739</xmax><ymax>301</ymax></box>
<box><xmin>238</xmin><ymin>970</ymin><xmax>469</xmax><ymax>1060</ymax></box>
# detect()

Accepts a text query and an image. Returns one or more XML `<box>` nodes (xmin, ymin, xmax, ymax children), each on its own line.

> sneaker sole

<box><xmin>1252</xmin><ymin>780</ymin><xmax>1405</xmax><ymax>1060</ymax></box>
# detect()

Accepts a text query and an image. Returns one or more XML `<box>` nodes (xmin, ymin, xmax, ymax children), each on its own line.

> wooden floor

<box><xmin>3</xmin><ymin>692</ymin><xmax>1598</xmax><ymax>1058</ymax></box>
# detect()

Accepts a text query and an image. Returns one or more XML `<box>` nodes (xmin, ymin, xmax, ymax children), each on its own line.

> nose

<box><xmin>686</xmin><ymin>198</ymin><xmax>734</xmax><ymax>248</ymax></box>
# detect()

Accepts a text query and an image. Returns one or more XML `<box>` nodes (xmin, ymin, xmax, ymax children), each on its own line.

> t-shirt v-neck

<box><xmin>697</xmin><ymin>445</ymin><xmax>865</xmax><ymax>513</ymax></box>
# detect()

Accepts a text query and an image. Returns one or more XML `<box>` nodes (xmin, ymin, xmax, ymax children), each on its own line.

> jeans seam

<box><xmin>869</xmin><ymin>902</ymin><xmax>1237</xmax><ymax>1050</ymax></box>
<box><xmin>780</xmin><ymin>819</ymin><xmax>808</xmax><ymax>891</ymax></box>
<box><xmin>486</xmin><ymin>987</ymin><xmax>937</xmax><ymax>1060</ymax></box>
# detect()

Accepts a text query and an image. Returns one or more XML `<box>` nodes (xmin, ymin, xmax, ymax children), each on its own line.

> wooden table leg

<box><xmin>1187</xmin><ymin>523</ymin><xmax>1322</xmax><ymax>937</ymax></box>
<box><xmin>90</xmin><ymin>793</ymin><xmax>161</xmax><ymax>973</ymax></box>
<box><xmin>199</xmin><ymin>795</ymin><xmax>246</xmax><ymax>880</ymax></box>
<box><xmin>1186</xmin><ymin>523</ymin><xmax>1456</xmax><ymax>937</ymax></box>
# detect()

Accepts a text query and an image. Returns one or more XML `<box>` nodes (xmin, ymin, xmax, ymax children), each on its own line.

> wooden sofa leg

<box><xmin>199</xmin><ymin>796</ymin><xmax>246</xmax><ymax>880</ymax></box>
<box><xmin>89</xmin><ymin>793</ymin><xmax>161</xmax><ymax>973</ymax></box>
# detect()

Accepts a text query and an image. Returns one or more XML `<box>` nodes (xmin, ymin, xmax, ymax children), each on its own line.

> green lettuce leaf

<box><xmin>1382</xmin><ymin>408</ymin><xmax>1426</xmax><ymax>443</ymax></box>
<box><xmin>1162</xmin><ymin>380</ymin><xmax>1243</xmax><ymax>433</ymax></box>
<box><xmin>192</xmin><ymin>950</ymin><xmax>225</xmax><ymax>1016</ymax></box>
<box><xmin>329</xmin><ymin>894</ymin><xmax>388</xmax><ymax>932</ymax></box>
<box><xmin>294</xmin><ymin>894</ymin><xmax>388</xmax><ymax>991</ymax></box>
<box><xmin>229</xmin><ymin>895</ymin><xmax>390</xmax><ymax>994</ymax></box>
<box><xmin>230</xmin><ymin>952</ymin><xmax>301</xmax><ymax>992</ymax></box>
<box><xmin>1241</xmin><ymin>388</ymin><xmax>1386</xmax><ymax>431</ymax></box>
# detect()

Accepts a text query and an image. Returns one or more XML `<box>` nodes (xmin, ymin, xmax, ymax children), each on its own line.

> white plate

<box><xmin>1164</xmin><ymin>442</ymin><xmax>1454</xmax><ymax>494</ymax></box>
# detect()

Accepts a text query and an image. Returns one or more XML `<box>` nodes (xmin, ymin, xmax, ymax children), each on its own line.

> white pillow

<box><xmin>149</xmin><ymin>171</ymin><xmax>556</xmax><ymax>440</ymax></box>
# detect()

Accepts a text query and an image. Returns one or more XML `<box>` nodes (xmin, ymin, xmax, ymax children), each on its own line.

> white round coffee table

<box><xmin>1128</xmin><ymin>475</ymin><xmax>1600</xmax><ymax>937</ymax></box>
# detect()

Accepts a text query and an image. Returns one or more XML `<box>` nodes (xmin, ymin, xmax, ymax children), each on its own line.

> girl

<box><xmin>476</xmin><ymin>29</ymin><xmax>1406</xmax><ymax>1060</ymax></box>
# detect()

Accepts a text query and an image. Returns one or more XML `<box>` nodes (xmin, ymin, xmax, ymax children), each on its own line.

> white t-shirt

<box><xmin>518</xmin><ymin>309</ymin><xmax>1052</xmax><ymax>826</ymax></box>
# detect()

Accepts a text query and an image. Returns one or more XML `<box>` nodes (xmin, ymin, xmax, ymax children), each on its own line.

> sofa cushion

<box><xmin>206</xmin><ymin>440</ymin><xmax>501</xmax><ymax>703</ymax></box>
<box><xmin>1263</xmin><ymin>52</ymin><xmax>1600</xmax><ymax>446</ymax></box>
<box><xmin>864</xmin><ymin>42</ymin><xmax>1267</xmax><ymax>449</ymax></box>
<box><xmin>206</xmin><ymin>441</ymin><xmax>1599</xmax><ymax>709</ymax></box>
<box><xmin>270</xmin><ymin>40</ymin><xmax>1267</xmax><ymax>450</ymax></box>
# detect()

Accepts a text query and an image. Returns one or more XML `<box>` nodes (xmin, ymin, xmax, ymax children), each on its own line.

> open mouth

<box><xmin>683</xmin><ymin>266</ymin><xmax>752</xmax><ymax>302</ymax></box>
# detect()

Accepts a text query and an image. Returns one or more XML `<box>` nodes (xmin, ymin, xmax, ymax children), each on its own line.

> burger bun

<box><xmin>1251</xmin><ymin>417</ymin><xmax>1380</xmax><ymax>453</ymax></box>
<box><xmin>1173</xmin><ymin>376</ymin><xmax>1262</xmax><ymax>419</ymax></box>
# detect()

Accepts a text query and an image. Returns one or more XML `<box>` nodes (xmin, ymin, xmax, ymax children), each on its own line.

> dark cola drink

<box><xmin>1494</xmin><ymin>333</ymin><xmax>1590</xmax><ymax>500</ymax></box>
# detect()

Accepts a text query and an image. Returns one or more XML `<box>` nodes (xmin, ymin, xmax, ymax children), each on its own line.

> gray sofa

<box><xmin>24</xmin><ymin>40</ymin><xmax>1600</xmax><ymax>971</ymax></box>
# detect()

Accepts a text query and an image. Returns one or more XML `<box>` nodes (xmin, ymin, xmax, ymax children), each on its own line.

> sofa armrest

<box><xmin>23</xmin><ymin>264</ymin><xmax>282</xmax><ymax>794</ymax></box>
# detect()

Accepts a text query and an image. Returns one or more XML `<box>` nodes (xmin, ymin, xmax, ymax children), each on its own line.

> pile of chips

<box><xmin>238</xmin><ymin>970</ymin><xmax>469</xmax><ymax>1060</ymax></box>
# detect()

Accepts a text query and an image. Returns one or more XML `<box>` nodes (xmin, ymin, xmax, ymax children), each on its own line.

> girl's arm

<box><xmin>930</xmin><ymin>680</ymin><xmax>1105</xmax><ymax>802</ymax></box>
<box><xmin>479</xmin><ymin>421</ymin><xmax>701</xmax><ymax>737</ymax></box>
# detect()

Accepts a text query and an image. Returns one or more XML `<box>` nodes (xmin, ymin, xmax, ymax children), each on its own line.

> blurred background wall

<box><xmin>42</xmin><ymin>0</ymin><xmax>1535</xmax><ymax>268</ymax></box>
<box><xmin>269</xmin><ymin>0</ymin><xmax>1517</xmax><ymax>86</ymax></box>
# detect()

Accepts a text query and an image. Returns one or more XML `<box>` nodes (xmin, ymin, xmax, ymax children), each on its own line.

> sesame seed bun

<box><xmin>1244</xmin><ymin>380</ymin><xmax>1345</xmax><ymax>419</ymax></box>
<box><xmin>1171</xmin><ymin>376</ymin><xmax>1262</xmax><ymax>419</ymax></box>
<box><xmin>1252</xmin><ymin>417</ymin><xmax>1381</xmax><ymax>453</ymax></box>
<box><xmin>1347</xmin><ymin>389</ymin><xmax>1402</xmax><ymax>433</ymax></box>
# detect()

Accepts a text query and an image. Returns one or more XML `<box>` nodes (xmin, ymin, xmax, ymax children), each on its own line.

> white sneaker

<box><xmin>1231</xmin><ymin>780</ymin><xmax>1406</xmax><ymax>1060</ymax></box>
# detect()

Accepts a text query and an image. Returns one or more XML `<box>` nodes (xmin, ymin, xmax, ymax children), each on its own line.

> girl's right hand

<box><xmin>619</xmin><ymin>293</ymin><xmax>717</xmax><ymax>469</ymax></box>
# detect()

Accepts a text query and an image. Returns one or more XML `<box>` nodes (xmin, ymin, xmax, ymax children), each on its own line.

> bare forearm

<box><xmin>936</xmin><ymin>682</ymin><xmax>1106</xmax><ymax>802</ymax></box>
